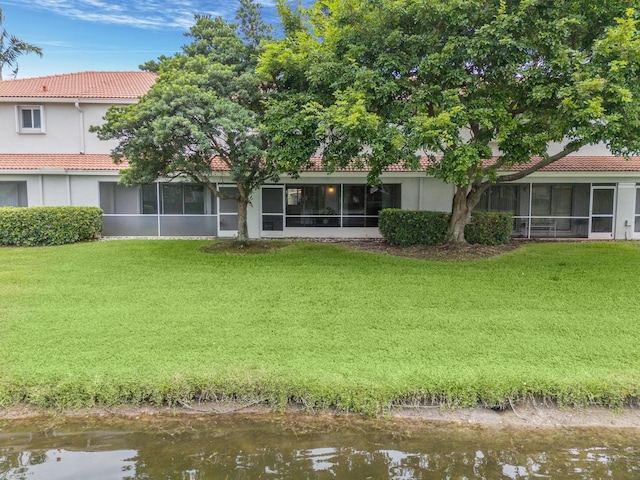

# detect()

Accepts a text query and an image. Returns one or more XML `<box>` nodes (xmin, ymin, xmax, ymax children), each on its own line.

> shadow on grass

<box><xmin>200</xmin><ymin>240</ymin><xmax>291</xmax><ymax>255</ymax></box>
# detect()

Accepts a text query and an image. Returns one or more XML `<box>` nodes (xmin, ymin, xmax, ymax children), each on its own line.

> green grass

<box><xmin>1</xmin><ymin>240</ymin><xmax>640</xmax><ymax>414</ymax></box>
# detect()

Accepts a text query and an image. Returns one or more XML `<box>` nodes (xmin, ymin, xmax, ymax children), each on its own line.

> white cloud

<box><xmin>36</xmin><ymin>40</ymin><xmax>74</xmax><ymax>48</ymax></box>
<box><xmin>25</xmin><ymin>0</ymin><xmax>207</xmax><ymax>29</ymax></box>
<box><xmin>14</xmin><ymin>0</ymin><xmax>311</xmax><ymax>31</ymax></box>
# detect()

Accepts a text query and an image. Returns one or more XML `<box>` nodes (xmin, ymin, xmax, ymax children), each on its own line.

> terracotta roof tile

<box><xmin>504</xmin><ymin>156</ymin><xmax>640</xmax><ymax>172</ymax></box>
<box><xmin>306</xmin><ymin>156</ymin><xmax>640</xmax><ymax>172</ymax></box>
<box><xmin>0</xmin><ymin>154</ymin><xmax>127</xmax><ymax>170</ymax></box>
<box><xmin>1</xmin><ymin>154</ymin><xmax>640</xmax><ymax>173</ymax></box>
<box><xmin>0</xmin><ymin>71</ymin><xmax>156</xmax><ymax>99</ymax></box>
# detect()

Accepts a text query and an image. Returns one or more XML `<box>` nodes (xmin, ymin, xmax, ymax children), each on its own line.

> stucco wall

<box><xmin>0</xmin><ymin>101</ymin><xmax>126</xmax><ymax>155</ymax></box>
<box><xmin>2</xmin><ymin>170</ymin><xmax>639</xmax><ymax>240</ymax></box>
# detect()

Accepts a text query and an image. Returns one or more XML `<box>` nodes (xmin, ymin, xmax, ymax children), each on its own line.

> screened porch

<box><xmin>477</xmin><ymin>183</ymin><xmax>616</xmax><ymax>239</ymax></box>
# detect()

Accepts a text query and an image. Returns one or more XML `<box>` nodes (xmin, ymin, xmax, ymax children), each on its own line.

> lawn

<box><xmin>1</xmin><ymin>240</ymin><xmax>640</xmax><ymax>413</ymax></box>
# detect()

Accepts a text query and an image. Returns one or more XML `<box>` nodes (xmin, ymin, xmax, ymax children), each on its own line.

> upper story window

<box><xmin>16</xmin><ymin>105</ymin><xmax>45</xmax><ymax>133</ymax></box>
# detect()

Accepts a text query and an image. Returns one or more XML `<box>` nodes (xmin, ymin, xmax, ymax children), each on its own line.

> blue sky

<box><xmin>1</xmin><ymin>1</ymin><xmax>307</xmax><ymax>79</ymax></box>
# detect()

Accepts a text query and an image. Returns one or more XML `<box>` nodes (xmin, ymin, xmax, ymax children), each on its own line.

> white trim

<box><xmin>589</xmin><ymin>185</ymin><xmax>617</xmax><ymax>239</ymax></box>
<box><xmin>15</xmin><ymin>104</ymin><xmax>45</xmax><ymax>134</ymax></box>
<box><xmin>1</xmin><ymin>97</ymin><xmax>138</xmax><ymax>104</ymax></box>
<box><xmin>634</xmin><ymin>185</ymin><xmax>640</xmax><ymax>239</ymax></box>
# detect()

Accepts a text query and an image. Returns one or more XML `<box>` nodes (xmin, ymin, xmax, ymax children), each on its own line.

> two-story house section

<box><xmin>2</xmin><ymin>70</ymin><xmax>640</xmax><ymax>240</ymax></box>
<box><xmin>0</xmin><ymin>71</ymin><xmax>156</xmax><ymax>213</ymax></box>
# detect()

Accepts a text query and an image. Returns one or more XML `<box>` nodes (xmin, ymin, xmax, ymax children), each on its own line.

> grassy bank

<box><xmin>1</xmin><ymin>240</ymin><xmax>640</xmax><ymax>414</ymax></box>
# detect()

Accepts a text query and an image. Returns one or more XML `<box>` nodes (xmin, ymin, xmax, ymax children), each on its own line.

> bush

<box><xmin>379</xmin><ymin>209</ymin><xmax>513</xmax><ymax>246</ymax></box>
<box><xmin>464</xmin><ymin>211</ymin><xmax>513</xmax><ymax>245</ymax></box>
<box><xmin>378</xmin><ymin>209</ymin><xmax>449</xmax><ymax>246</ymax></box>
<box><xmin>0</xmin><ymin>206</ymin><xmax>103</xmax><ymax>246</ymax></box>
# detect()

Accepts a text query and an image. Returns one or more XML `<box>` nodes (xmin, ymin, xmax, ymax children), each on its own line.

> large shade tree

<box><xmin>93</xmin><ymin>0</ymin><xmax>314</xmax><ymax>242</ymax></box>
<box><xmin>0</xmin><ymin>7</ymin><xmax>42</xmax><ymax>80</ymax></box>
<box><xmin>261</xmin><ymin>0</ymin><xmax>640</xmax><ymax>243</ymax></box>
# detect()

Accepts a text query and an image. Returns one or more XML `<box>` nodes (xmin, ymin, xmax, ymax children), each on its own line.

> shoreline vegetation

<box><xmin>2</xmin><ymin>239</ymin><xmax>640</xmax><ymax>421</ymax></box>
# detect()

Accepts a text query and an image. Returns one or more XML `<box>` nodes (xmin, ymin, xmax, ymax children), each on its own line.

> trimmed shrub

<box><xmin>464</xmin><ymin>211</ymin><xmax>513</xmax><ymax>245</ymax></box>
<box><xmin>378</xmin><ymin>209</ymin><xmax>449</xmax><ymax>246</ymax></box>
<box><xmin>379</xmin><ymin>209</ymin><xmax>513</xmax><ymax>246</ymax></box>
<box><xmin>0</xmin><ymin>206</ymin><xmax>103</xmax><ymax>246</ymax></box>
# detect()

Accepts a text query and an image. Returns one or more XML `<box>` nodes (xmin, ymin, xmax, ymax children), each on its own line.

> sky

<box><xmin>1</xmin><ymin>1</ymin><xmax>309</xmax><ymax>79</ymax></box>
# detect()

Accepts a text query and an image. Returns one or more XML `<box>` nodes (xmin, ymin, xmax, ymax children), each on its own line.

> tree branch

<box><xmin>496</xmin><ymin>144</ymin><xmax>581</xmax><ymax>183</ymax></box>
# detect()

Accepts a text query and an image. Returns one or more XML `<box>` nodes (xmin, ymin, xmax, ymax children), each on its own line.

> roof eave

<box><xmin>0</xmin><ymin>97</ymin><xmax>140</xmax><ymax>104</ymax></box>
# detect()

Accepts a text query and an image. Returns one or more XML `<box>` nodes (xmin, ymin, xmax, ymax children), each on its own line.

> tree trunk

<box><xmin>236</xmin><ymin>195</ymin><xmax>250</xmax><ymax>244</ymax></box>
<box><xmin>449</xmin><ymin>185</ymin><xmax>470</xmax><ymax>244</ymax></box>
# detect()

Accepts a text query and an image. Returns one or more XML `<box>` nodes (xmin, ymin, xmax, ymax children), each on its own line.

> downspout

<box><xmin>75</xmin><ymin>100</ymin><xmax>85</xmax><ymax>154</ymax></box>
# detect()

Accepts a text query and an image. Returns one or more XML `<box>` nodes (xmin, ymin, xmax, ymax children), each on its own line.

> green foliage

<box><xmin>1</xmin><ymin>241</ymin><xmax>640</xmax><ymax>413</ymax></box>
<box><xmin>379</xmin><ymin>209</ymin><xmax>512</xmax><ymax>245</ymax></box>
<box><xmin>464</xmin><ymin>212</ymin><xmax>513</xmax><ymax>245</ymax></box>
<box><xmin>378</xmin><ymin>209</ymin><xmax>449</xmax><ymax>246</ymax></box>
<box><xmin>91</xmin><ymin>0</ymin><xmax>306</xmax><ymax>242</ymax></box>
<box><xmin>0</xmin><ymin>206</ymin><xmax>102</xmax><ymax>246</ymax></box>
<box><xmin>262</xmin><ymin>0</ymin><xmax>640</xmax><ymax>241</ymax></box>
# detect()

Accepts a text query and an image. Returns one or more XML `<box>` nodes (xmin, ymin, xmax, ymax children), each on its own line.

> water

<box><xmin>2</xmin><ymin>414</ymin><xmax>640</xmax><ymax>479</ymax></box>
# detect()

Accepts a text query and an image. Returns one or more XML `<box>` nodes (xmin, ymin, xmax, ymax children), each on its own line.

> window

<box><xmin>532</xmin><ymin>184</ymin><xmax>589</xmax><ymax>231</ymax></box>
<box><xmin>140</xmin><ymin>184</ymin><xmax>205</xmax><ymax>215</ymax></box>
<box><xmin>284</xmin><ymin>183</ymin><xmax>401</xmax><ymax>227</ymax></box>
<box><xmin>16</xmin><ymin>106</ymin><xmax>44</xmax><ymax>133</ymax></box>
<box><xmin>142</xmin><ymin>184</ymin><xmax>158</xmax><ymax>214</ymax></box>
<box><xmin>286</xmin><ymin>184</ymin><xmax>341</xmax><ymax>227</ymax></box>
<box><xmin>343</xmin><ymin>184</ymin><xmax>401</xmax><ymax>227</ymax></box>
<box><xmin>99</xmin><ymin>182</ymin><xmax>140</xmax><ymax>214</ymax></box>
<box><xmin>477</xmin><ymin>185</ymin><xmax>519</xmax><ymax>214</ymax></box>
<box><xmin>0</xmin><ymin>181</ymin><xmax>28</xmax><ymax>207</ymax></box>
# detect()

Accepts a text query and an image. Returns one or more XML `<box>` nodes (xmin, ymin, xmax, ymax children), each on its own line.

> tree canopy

<box><xmin>93</xmin><ymin>0</ymin><xmax>312</xmax><ymax>242</ymax></box>
<box><xmin>0</xmin><ymin>7</ymin><xmax>42</xmax><ymax>80</ymax></box>
<box><xmin>261</xmin><ymin>0</ymin><xmax>640</xmax><ymax>242</ymax></box>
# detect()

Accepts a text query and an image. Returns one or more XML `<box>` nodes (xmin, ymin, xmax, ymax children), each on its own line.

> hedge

<box><xmin>0</xmin><ymin>206</ymin><xmax>103</xmax><ymax>246</ymax></box>
<box><xmin>379</xmin><ymin>209</ymin><xmax>513</xmax><ymax>246</ymax></box>
<box><xmin>464</xmin><ymin>211</ymin><xmax>513</xmax><ymax>246</ymax></box>
<box><xmin>378</xmin><ymin>209</ymin><xmax>450</xmax><ymax>246</ymax></box>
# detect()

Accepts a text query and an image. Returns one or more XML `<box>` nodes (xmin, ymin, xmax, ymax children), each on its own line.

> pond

<box><xmin>2</xmin><ymin>414</ymin><xmax>640</xmax><ymax>479</ymax></box>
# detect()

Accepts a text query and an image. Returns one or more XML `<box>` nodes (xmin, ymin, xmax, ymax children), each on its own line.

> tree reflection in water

<box><xmin>1</xmin><ymin>415</ymin><xmax>640</xmax><ymax>479</ymax></box>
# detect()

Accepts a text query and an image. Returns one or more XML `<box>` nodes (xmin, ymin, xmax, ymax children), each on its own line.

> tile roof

<box><xmin>504</xmin><ymin>156</ymin><xmax>640</xmax><ymax>172</ymax></box>
<box><xmin>1</xmin><ymin>154</ymin><xmax>640</xmax><ymax>173</ymax></box>
<box><xmin>0</xmin><ymin>71</ymin><xmax>156</xmax><ymax>99</ymax></box>
<box><xmin>0</xmin><ymin>154</ymin><xmax>126</xmax><ymax>170</ymax></box>
<box><xmin>305</xmin><ymin>156</ymin><xmax>640</xmax><ymax>172</ymax></box>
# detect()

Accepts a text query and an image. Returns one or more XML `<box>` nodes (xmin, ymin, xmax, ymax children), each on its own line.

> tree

<box><xmin>0</xmin><ymin>7</ymin><xmax>43</xmax><ymax>80</ymax></box>
<box><xmin>93</xmin><ymin>0</ymin><xmax>312</xmax><ymax>243</ymax></box>
<box><xmin>261</xmin><ymin>0</ymin><xmax>640</xmax><ymax>243</ymax></box>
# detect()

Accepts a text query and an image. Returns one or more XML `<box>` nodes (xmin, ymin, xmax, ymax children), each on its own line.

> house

<box><xmin>1</xmin><ymin>71</ymin><xmax>639</xmax><ymax>240</ymax></box>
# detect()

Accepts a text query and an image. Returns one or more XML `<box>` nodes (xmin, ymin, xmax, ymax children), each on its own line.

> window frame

<box><xmin>284</xmin><ymin>183</ymin><xmax>401</xmax><ymax>228</ymax></box>
<box><xmin>140</xmin><ymin>183</ymin><xmax>207</xmax><ymax>215</ymax></box>
<box><xmin>16</xmin><ymin>105</ymin><xmax>45</xmax><ymax>134</ymax></box>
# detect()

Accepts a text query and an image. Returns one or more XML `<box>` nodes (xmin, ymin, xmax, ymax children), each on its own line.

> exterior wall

<box><xmin>0</xmin><ymin>101</ymin><xmax>125</xmax><ymax>155</ymax></box>
<box><xmin>418</xmin><ymin>177</ymin><xmax>455</xmax><ymax>212</ymax></box>
<box><xmin>616</xmin><ymin>183</ymin><xmax>636</xmax><ymax>240</ymax></box>
<box><xmin>42</xmin><ymin>175</ymin><xmax>70</xmax><ymax>206</ymax></box>
<box><xmin>253</xmin><ymin>174</ymin><xmax>432</xmax><ymax>239</ymax></box>
<box><xmin>2</xmin><ymin>169</ymin><xmax>640</xmax><ymax>240</ymax></box>
<box><xmin>81</xmin><ymin>103</ymin><xmax>122</xmax><ymax>154</ymax></box>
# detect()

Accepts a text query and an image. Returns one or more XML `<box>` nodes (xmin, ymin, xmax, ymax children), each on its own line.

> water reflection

<box><xmin>1</xmin><ymin>414</ymin><xmax>640</xmax><ymax>479</ymax></box>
